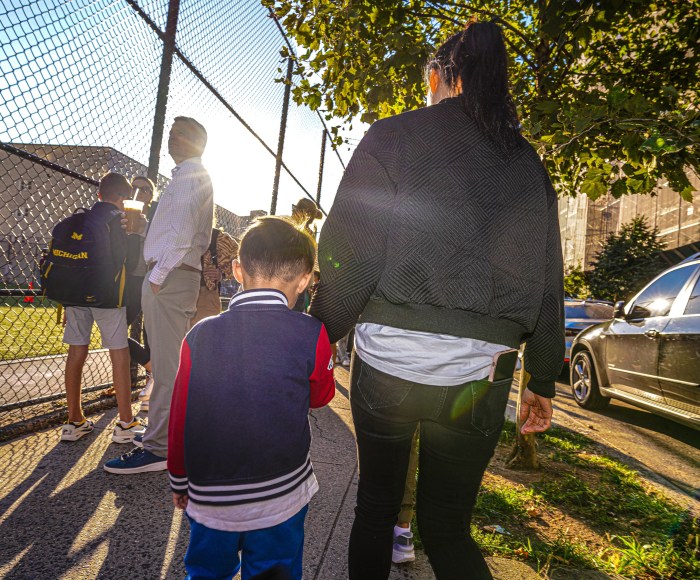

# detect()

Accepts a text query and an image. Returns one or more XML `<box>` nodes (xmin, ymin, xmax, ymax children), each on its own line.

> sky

<box><xmin>0</xmin><ymin>0</ymin><xmax>360</xmax><ymax>217</ymax></box>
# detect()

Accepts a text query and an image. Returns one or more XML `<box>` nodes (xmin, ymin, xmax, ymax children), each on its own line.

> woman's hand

<box><xmin>519</xmin><ymin>388</ymin><xmax>553</xmax><ymax>434</ymax></box>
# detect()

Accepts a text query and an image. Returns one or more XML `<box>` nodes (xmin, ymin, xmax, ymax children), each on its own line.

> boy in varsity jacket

<box><xmin>168</xmin><ymin>216</ymin><xmax>335</xmax><ymax>580</ymax></box>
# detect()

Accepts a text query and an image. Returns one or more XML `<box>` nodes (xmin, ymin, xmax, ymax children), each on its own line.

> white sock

<box><xmin>394</xmin><ymin>524</ymin><xmax>411</xmax><ymax>536</ymax></box>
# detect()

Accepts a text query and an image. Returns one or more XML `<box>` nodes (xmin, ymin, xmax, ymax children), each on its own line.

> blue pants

<box><xmin>184</xmin><ymin>506</ymin><xmax>308</xmax><ymax>580</ymax></box>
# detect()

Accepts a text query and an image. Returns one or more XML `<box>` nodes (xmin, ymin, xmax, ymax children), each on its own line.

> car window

<box><xmin>630</xmin><ymin>265</ymin><xmax>697</xmax><ymax>318</ymax></box>
<box><xmin>684</xmin><ymin>273</ymin><xmax>700</xmax><ymax>315</ymax></box>
<box><xmin>565</xmin><ymin>304</ymin><xmax>614</xmax><ymax>319</ymax></box>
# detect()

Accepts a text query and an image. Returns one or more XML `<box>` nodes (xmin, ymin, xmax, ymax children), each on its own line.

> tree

<box><xmin>264</xmin><ymin>0</ymin><xmax>698</xmax><ymax>469</ymax></box>
<box><xmin>588</xmin><ymin>216</ymin><xmax>666</xmax><ymax>302</ymax></box>
<box><xmin>264</xmin><ymin>0</ymin><xmax>699</xmax><ymax>200</ymax></box>
<box><xmin>564</xmin><ymin>265</ymin><xmax>591</xmax><ymax>298</ymax></box>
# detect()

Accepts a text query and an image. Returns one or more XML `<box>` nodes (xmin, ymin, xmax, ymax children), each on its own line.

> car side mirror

<box><xmin>628</xmin><ymin>304</ymin><xmax>651</xmax><ymax>320</ymax></box>
<box><xmin>613</xmin><ymin>301</ymin><xmax>626</xmax><ymax>318</ymax></box>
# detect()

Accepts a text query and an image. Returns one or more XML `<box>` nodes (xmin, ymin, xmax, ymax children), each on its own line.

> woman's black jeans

<box><xmin>348</xmin><ymin>356</ymin><xmax>511</xmax><ymax>580</ymax></box>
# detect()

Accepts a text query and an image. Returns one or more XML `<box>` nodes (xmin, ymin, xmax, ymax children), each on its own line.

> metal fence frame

<box><xmin>0</xmin><ymin>0</ymin><xmax>349</xmax><ymax>437</ymax></box>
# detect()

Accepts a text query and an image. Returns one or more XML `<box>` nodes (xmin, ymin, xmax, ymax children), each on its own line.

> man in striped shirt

<box><xmin>105</xmin><ymin>116</ymin><xmax>214</xmax><ymax>474</ymax></box>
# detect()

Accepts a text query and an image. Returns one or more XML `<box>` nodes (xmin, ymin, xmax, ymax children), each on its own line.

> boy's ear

<box><xmin>295</xmin><ymin>271</ymin><xmax>313</xmax><ymax>295</ymax></box>
<box><xmin>233</xmin><ymin>259</ymin><xmax>244</xmax><ymax>284</ymax></box>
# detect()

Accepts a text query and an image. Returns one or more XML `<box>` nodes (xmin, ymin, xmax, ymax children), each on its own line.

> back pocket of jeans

<box><xmin>470</xmin><ymin>378</ymin><xmax>512</xmax><ymax>436</ymax></box>
<box><xmin>355</xmin><ymin>362</ymin><xmax>412</xmax><ymax>411</ymax></box>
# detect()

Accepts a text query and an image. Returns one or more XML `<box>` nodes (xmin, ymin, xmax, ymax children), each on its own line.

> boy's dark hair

<box><xmin>99</xmin><ymin>172</ymin><xmax>132</xmax><ymax>201</ymax></box>
<box><xmin>239</xmin><ymin>216</ymin><xmax>315</xmax><ymax>282</ymax></box>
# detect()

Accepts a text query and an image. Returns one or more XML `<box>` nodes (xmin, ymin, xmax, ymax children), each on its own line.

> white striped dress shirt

<box><xmin>143</xmin><ymin>157</ymin><xmax>214</xmax><ymax>285</ymax></box>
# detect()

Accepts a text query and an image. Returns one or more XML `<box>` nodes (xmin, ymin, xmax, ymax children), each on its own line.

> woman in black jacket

<box><xmin>310</xmin><ymin>21</ymin><xmax>564</xmax><ymax>580</ymax></box>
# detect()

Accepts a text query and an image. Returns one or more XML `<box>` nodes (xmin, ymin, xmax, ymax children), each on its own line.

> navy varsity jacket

<box><xmin>168</xmin><ymin>289</ymin><xmax>335</xmax><ymax>522</ymax></box>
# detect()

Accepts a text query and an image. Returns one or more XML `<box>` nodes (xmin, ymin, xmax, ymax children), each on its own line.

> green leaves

<box><xmin>267</xmin><ymin>0</ymin><xmax>699</xmax><ymax>202</ymax></box>
<box><xmin>587</xmin><ymin>217</ymin><xmax>666</xmax><ymax>302</ymax></box>
<box><xmin>639</xmin><ymin>135</ymin><xmax>683</xmax><ymax>155</ymax></box>
<box><xmin>610</xmin><ymin>179</ymin><xmax>628</xmax><ymax>199</ymax></box>
<box><xmin>580</xmin><ymin>168</ymin><xmax>609</xmax><ymax>200</ymax></box>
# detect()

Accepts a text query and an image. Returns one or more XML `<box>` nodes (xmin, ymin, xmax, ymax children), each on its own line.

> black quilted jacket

<box><xmin>310</xmin><ymin>98</ymin><xmax>564</xmax><ymax>397</ymax></box>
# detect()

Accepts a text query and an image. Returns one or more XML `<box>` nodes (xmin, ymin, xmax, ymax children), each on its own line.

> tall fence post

<box><xmin>270</xmin><ymin>57</ymin><xmax>294</xmax><ymax>215</ymax></box>
<box><xmin>147</xmin><ymin>0</ymin><xmax>181</xmax><ymax>183</ymax></box>
<box><xmin>316</xmin><ymin>130</ymin><xmax>326</xmax><ymax>206</ymax></box>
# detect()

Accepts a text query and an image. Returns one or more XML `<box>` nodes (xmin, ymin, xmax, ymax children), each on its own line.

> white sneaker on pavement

<box><xmin>112</xmin><ymin>418</ymin><xmax>146</xmax><ymax>444</ymax></box>
<box><xmin>392</xmin><ymin>527</ymin><xmax>416</xmax><ymax>564</ymax></box>
<box><xmin>60</xmin><ymin>419</ymin><xmax>94</xmax><ymax>442</ymax></box>
<box><xmin>138</xmin><ymin>374</ymin><xmax>154</xmax><ymax>401</ymax></box>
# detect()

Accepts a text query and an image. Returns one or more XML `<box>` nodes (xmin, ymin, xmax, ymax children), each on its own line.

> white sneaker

<box><xmin>60</xmin><ymin>419</ymin><xmax>94</xmax><ymax>442</ymax></box>
<box><xmin>138</xmin><ymin>374</ymin><xmax>154</xmax><ymax>401</ymax></box>
<box><xmin>112</xmin><ymin>418</ymin><xmax>146</xmax><ymax>444</ymax></box>
<box><xmin>392</xmin><ymin>529</ymin><xmax>415</xmax><ymax>564</ymax></box>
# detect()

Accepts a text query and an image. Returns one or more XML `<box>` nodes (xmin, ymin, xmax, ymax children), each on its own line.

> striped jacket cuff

<box><xmin>169</xmin><ymin>472</ymin><xmax>189</xmax><ymax>494</ymax></box>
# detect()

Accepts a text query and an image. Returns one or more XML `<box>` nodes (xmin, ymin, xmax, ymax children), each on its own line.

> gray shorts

<box><xmin>63</xmin><ymin>307</ymin><xmax>128</xmax><ymax>350</ymax></box>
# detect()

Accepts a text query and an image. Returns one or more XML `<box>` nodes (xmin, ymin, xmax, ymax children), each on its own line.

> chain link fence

<box><xmin>0</xmin><ymin>0</ymin><xmax>350</xmax><ymax>438</ymax></box>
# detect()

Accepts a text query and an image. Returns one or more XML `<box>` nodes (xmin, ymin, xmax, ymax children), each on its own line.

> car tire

<box><xmin>570</xmin><ymin>350</ymin><xmax>610</xmax><ymax>409</ymax></box>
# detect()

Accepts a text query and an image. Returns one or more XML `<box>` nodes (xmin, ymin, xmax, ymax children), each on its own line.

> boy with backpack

<box><xmin>168</xmin><ymin>217</ymin><xmax>335</xmax><ymax>580</ymax></box>
<box><xmin>43</xmin><ymin>172</ymin><xmax>146</xmax><ymax>443</ymax></box>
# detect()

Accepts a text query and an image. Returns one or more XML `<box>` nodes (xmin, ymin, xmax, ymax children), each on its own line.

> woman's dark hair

<box><xmin>427</xmin><ymin>21</ymin><xmax>521</xmax><ymax>155</ymax></box>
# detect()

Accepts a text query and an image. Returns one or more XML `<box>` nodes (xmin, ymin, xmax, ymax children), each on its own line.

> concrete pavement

<box><xmin>0</xmin><ymin>366</ymin><xmax>547</xmax><ymax>579</ymax></box>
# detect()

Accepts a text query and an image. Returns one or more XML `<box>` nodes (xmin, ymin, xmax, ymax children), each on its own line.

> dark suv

<box><xmin>569</xmin><ymin>257</ymin><xmax>700</xmax><ymax>430</ymax></box>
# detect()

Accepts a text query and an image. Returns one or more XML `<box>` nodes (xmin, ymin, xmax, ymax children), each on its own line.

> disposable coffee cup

<box><xmin>123</xmin><ymin>200</ymin><xmax>144</xmax><ymax>233</ymax></box>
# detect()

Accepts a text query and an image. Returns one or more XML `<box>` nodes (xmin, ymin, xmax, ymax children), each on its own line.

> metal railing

<box><xmin>0</xmin><ymin>0</ymin><xmax>349</xmax><ymax>437</ymax></box>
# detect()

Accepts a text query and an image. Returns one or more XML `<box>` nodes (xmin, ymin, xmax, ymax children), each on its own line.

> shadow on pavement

<box><xmin>0</xmin><ymin>409</ymin><xmax>188</xmax><ymax>579</ymax></box>
<box><xmin>0</xmin><ymin>383</ymin><xmax>359</xmax><ymax>579</ymax></box>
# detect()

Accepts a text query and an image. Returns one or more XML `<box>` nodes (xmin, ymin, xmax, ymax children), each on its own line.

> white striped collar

<box><xmin>228</xmin><ymin>289</ymin><xmax>289</xmax><ymax>309</ymax></box>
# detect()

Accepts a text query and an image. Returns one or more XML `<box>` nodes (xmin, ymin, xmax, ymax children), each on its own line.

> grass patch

<box><xmin>476</xmin><ymin>482</ymin><xmax>534</xmax><ymax>521</ymax></box>
<box><xmin>604</xmin><ymin>520</ymin><xmax>700</xmax><ymax>579</ymax></box>
<box><xmin>0</xmin><ymin>303</ymin><xmax>102</xmax><ymax>360</ymax></box>
<box><xmin>467</xmin><ymin>420</ymin><xmax>696</xmax><ymax>578</ymax></box>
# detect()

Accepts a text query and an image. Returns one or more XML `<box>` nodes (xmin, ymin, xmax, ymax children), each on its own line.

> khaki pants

<box><xmin>189</xmin><ymin>285</ymin><xmax>221</xmax><ymax>328</ymax></box>
<box><xmin>141</xmin><ymin>269</ymin><xmax>200</xmax><ymax>457</ymax></box>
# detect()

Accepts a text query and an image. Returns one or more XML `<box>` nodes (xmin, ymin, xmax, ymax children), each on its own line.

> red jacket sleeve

<box><xmin>167</xmin><ymin>338</ymin><xmax>192</xmax><ymax>493</ymax></box>
<box><xmin>309</xmin><ymin>324</ymin><xmax>335</xmax><ymax>408</ymax></box>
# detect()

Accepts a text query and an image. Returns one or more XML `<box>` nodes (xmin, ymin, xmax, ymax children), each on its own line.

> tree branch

<box><xmin>429</xmin><ymin>0</ymin><xmax>537</xmax><ymax>51</ymax></box>
<box><xmin>410</xmin><ymin>5</ymin><xmax>537</xmax><ymax>71</ymax></box>
<box><xmin>552</xmin><ymin>121</ymin><xmax>606</xmax><ymax>153</ymax></box>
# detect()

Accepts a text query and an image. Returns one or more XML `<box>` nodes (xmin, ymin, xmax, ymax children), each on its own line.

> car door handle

<box><xmin>644</xmin><ymin>329</ymin><xmax>659</xmax><ymax>338</ymax></box>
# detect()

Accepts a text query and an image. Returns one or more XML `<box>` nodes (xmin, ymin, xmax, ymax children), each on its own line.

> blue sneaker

<box><xmin>133</xmin><ymin>433</ymin><xmax>143</xmax><ymax>448</ymax></box>
<box><xmin>103</xmin><ymin>447</ymin><xmax>166</xmax><ymax>474</ymax></box>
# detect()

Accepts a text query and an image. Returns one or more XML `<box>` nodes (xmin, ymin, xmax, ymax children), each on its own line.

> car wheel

<box><xmin>570</xmin><ymin>350</ymin><xmax>610</xmax><ymax>409</ymax></box>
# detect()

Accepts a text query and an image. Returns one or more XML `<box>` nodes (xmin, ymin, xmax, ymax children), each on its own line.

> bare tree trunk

<box><xmin>506</xmin><ymin>360</ymin><xmax>540</xmax><ymax>469</ymax></box>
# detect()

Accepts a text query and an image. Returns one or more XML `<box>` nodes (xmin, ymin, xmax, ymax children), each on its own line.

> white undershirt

<box><xmin>355</xmin><ymin>323</ymin><xmax>509</xmax><ymax>386</ymax></box>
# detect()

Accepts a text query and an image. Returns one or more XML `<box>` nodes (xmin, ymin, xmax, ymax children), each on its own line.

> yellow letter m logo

<box><xmin>71</xmin><ymin>232</ymin><xmax>83</xmax><ymax>240</ymax></box>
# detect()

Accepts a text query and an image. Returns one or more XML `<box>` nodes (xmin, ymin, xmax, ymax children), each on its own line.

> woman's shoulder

<box><xmin>372</xmin><ymin>102</ymin><xmax>458</xmax><ymax>130</ymax></box>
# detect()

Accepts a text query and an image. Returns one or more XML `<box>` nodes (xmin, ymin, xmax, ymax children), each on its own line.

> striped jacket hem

<box><xmin>169</xmin><ymin>455</ymin><xmax>314</xmax><ymax>506</ymax></box>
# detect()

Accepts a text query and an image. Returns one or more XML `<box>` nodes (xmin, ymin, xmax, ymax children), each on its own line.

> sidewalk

<box><xmin>0</xmin><ymin>367</ymin><xmax>542</xmax><ymax>579</ymax></box>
